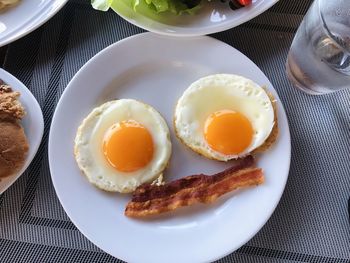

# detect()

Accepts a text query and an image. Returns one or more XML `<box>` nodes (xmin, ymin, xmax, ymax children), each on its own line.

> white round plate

<box><xmin>0</xmin><ymin>68</ymin><xmax>44</xmax><ymax>194</ymax></box>
<box><xmin>112</xmin><ymin>0</ymin><xmax>278</xmax><ymax>36</ymax></box>
<box><xmin>49</xmin><ymin>33</ymin><xmax>290</xmax><ymax>263</ymax></box>
<box><xmin>0</xmin><ymin>0</ymin><xmax>67</xmax><ymax>47</ymax></box>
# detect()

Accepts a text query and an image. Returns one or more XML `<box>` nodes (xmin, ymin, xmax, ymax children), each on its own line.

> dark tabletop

<box><xmin>1</xmin><ymin>0</ymin><xmax>350</xmax><ymax>262</ymax></box>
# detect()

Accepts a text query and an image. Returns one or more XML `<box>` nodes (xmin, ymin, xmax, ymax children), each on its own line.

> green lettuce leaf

<box><xmin>92</xmin><ymin>0</ymin><xmax>113</xmax><ymax>11</ymax></box>
<box><xmin>92</xmin><ymin>0</ymin><xmax>200</xmax><ymax>15</ymax></box>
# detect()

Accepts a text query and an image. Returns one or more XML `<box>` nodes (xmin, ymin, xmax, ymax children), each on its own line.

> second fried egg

<box><xmin>174</xmin><ymin>74</ymin><xmax>275</xmax><ymax>161</ymax></box>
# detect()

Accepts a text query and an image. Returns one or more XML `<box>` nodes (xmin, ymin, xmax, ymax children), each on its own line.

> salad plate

<box><xmin>93</xmin><ymin>0</ymin><xmax>278</xmax><ymax>36</ymax></box>
<box><xmin>49</xmin><ymin>33</ymin><xmax>290</xmax><ymax>262</ymax></box>
<box><xmin>0</xmin><ymin>0</ymin><xmax>67</xmax><ymax>47</ymax></box>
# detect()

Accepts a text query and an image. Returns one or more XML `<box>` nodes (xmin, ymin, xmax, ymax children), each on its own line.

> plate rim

<box><xmin>48</xmin><ymin>32</ymin><xmax>291</xmax><ymax>262</ymax></box>
<box><xmin>0</xmin><ymin>0</ymin><xmax>68</xmax><ymax>47</ymax></box>
<box><xmin>112</xmin><ymin>0</ymin><xmax>279</xmax><ymax>37</ymax></box>
<box><xmin>0</xmin><ymin>68</ymin><xmax>44</xmax><ymax>194</ymax></box>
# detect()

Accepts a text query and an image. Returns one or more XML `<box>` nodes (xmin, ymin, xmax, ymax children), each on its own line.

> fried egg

<box><xmin>174</xmin><ymin>74</ymin><xmax>275</xmax><ymax>161</ymax></box>
<box><xmin>74</xmin><ymin>99</ymin><xmax>171</xmax><ymax>193</ymax></box>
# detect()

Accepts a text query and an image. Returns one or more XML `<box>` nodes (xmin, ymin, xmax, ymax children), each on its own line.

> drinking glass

<box><xmin>286</xmin><ymin>0</ymin><xmax>350</xmax><ymax>95</ymax></box>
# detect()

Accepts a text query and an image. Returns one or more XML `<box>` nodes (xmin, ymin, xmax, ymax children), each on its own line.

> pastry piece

<box><xmin>0</xmin><ymin>120</ymin><xmax>29</xmax><ymax>177</ymax></box>
<box><xmin>0</xmin><ymin>83</ymin><xmax>26</xmax><ymax>120</ymax></box>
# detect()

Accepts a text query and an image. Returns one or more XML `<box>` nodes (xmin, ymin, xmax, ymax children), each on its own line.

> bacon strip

<box><xmin>125</xmin><ymin>156</ymin><xmax>264</xmax><ymax>217</ymax></box>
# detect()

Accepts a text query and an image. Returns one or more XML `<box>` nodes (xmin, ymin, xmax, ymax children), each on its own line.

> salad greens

<box><xmin>92</xmin><ymin>0</ymin><xmax>201</xmax><ymax>15</ymax></box>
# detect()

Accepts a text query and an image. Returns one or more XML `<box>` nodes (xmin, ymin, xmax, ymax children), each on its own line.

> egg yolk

<box><xmin>204</xmin><ymin>110</ymin><xmax>253</xmax><ymax>155</ymax></box>
<box><xmin>103</xmin><ymin>120</ymin><xmax>154</xmax><ymax>173</ymax></box>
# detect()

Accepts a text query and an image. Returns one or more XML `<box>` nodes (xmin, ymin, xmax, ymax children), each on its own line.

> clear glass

<box><xmin>286</xmin><ymin>0</ymin><xmax>350</xmax><ymax>95</ymax></box>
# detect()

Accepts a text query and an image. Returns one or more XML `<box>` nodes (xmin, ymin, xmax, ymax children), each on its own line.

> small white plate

<box><xmin>111</xmin><ymin>0</ymin><xmax>278</xmax><ymax>36</ymax></box>
<box><xmin>0</xmin><ymin>68</ymin><xmax>44</xmax><ymax>194</ymax></box>
<box><xmin>0</xmin><ymin>0</ymin><xmax>67</xmax><ymax>47</ymax></box>
<box><xmin>49</xmin><ymin>33</ymin><xmax>290</xmax><ymax>263</ymax></box>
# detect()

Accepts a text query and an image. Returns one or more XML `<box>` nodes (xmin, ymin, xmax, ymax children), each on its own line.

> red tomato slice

<box><xmin>237</xmin><ymin>0</ymin><xmax>252</xmax><ymax>6</ymax></box>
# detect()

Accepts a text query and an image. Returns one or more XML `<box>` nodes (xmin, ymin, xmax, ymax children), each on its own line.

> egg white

<box><xmin>174</xmin><ymin>74</ymin><xmax>275</xmax><ymax>161</ymax></box>
<box><xmin>74</xmin><ymin>99</ymin><xmax>171</xmax><ymax>193</ymax></box>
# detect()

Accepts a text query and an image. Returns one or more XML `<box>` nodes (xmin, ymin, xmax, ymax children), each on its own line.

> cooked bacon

<box><xmin>125</xmin><ymin>156</ymin><xmax>264</xmax><ymax>217</ymax></box>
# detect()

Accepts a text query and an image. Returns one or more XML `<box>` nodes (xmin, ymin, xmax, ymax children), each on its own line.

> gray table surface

<box><xmin>1</xmin><ymin>0</ymin><xmax>350</xmax><ymax>262</ymax></box>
